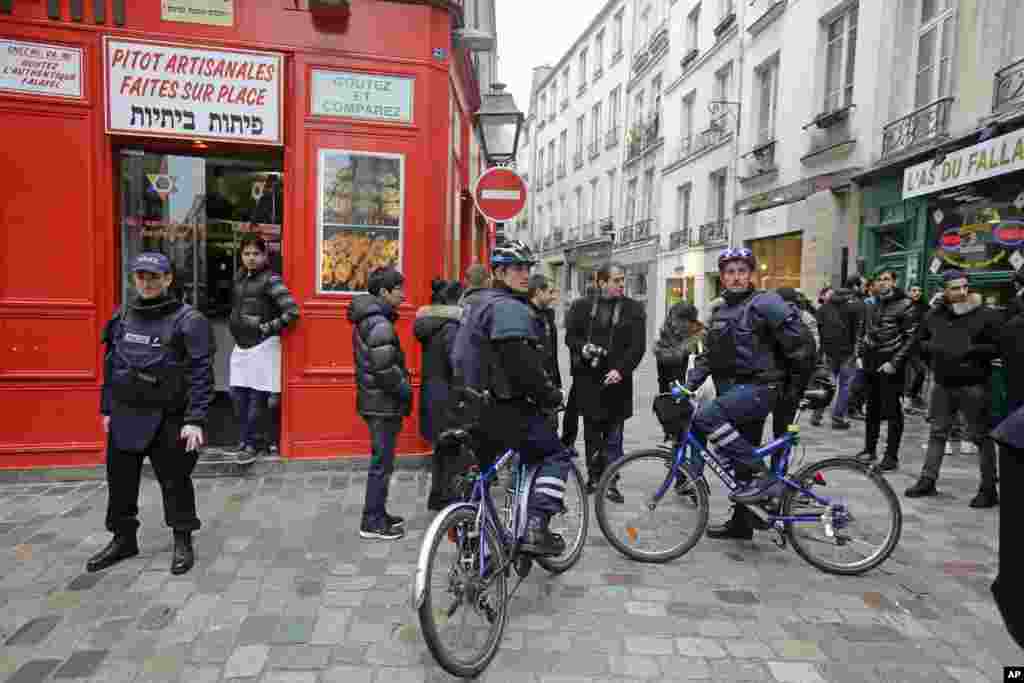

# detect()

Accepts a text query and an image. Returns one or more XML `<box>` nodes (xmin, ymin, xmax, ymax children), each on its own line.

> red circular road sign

<box><xmin>473</xmin><ymin>167</ymin><xmax>528</xmax><ymax>223</ymax></box>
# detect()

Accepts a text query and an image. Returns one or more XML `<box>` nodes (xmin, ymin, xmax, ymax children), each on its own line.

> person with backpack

<box><xmin>414</xmin><ymin>278</ymin><xmax>464</xmax><ymax>511</ymax></box>
<box><xmin>90</xmin><ymin>253</ymin><xmax>215</xmax><ymax>576</ymax></box>
<box><xmin>683</xmin><ymin>248</ymin><xmax>815</xmax><ymax>539</ymax></box>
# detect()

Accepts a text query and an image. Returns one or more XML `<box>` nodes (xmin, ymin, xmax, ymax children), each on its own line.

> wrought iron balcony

<box><xmin>598</xmin><ymin>216</ymin><xmax>614</xmax><ymax>233</ymax></box>
<box><xmin>588</xmin><ymin>139</ymin><xmax>601</xmax><ymax>160</ymax></box>
<box><xmin>713</xmin><ymin>11</ymin><xmax>737</xmax><ymax>40</ymax></box>
<box><xmin>557</xmin><ymin>162</ymin><xmax>567</xmax><ymax>179</ymax></box>
<box><xmin>669</xmin><ymin>135</ymin><xmax>693</xmax><ymax>166</ymax></box>
<box><xmin>669</xmin><ymin>228</ymin><xmax>689</xmax><ymax>250</ymax></box>
<box><xmin>577</xmin><ymin>82</ymin><xmax>587</xmax><ymax>97</ymax></box>
<box><xmin>994</xmin><ymin>57</ymin><xmax>1024</xmax><ymax>114</ymax></box>
<box><xmin>649</xmin><ymin>22</ymin><xmax>669</xmax><ymax>57</ymax></box>
<box><xmin>606</xmin><ymin>125</ymin><xmax>620</xmax><ymax>149</ymax></box>
<box><xmin>881</xmin><ymin>97</ymin><xmax>953</xmax><ymax>159</ymax></box>
<box><xmin>693</xmin><ymin>220</ymin><xmax>729</xmax><ymax>247</ymax></box>
<box><xmin>560</xmin><ymin>97</ymin><xmax>569</xmax><ymax>112</ymax></box>
<box><xmin>632</xmin><ymin>48</ymin><xmax>650</xmax><ymax>73</ymax></box>
<box><xmin>644</xmin><ymin>112</ymin><xmax>662</xmax><ymax>148</ymax></box>
<box><xmin>618</xmin><ymin>223</ymin><xmax>635</xmax><ymax>243</ymax></box>
<box><xmin>573</xmin><ymin>151</ymin><xmax>584</xmax><ymax>170</ymax></box>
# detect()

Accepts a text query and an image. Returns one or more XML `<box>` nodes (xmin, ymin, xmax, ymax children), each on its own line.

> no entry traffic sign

<box><xmin>473</xmin><ymin>166</ymin><xmax>527</xmax><ymax>223</ymax></box>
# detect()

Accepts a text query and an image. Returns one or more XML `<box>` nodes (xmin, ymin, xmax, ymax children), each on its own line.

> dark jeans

<box><xmin>362</xmin><ymin>416</ymin><xmax>402</xmax><ymax>527</ymax></box>
<box><xmin>231</xmin><ymin>387</ymin><xmax>269</xmax><ymax>449</ymax></box>
<box><xmin>692</xmin><ymin>383</ymin><xmax>780</xmax><ymax>477</ymax></box>
<box><xmin>582</xmin><ymin>417</ymin><xmax>624</xmax><ymax>481</ymax></box>
<box><xmin>105</xmin><ymin>418</ymin><xmax>201</xmax><ymax>534</ymax></box>
<box><xmin>832</xmin><ymin>359</ymin><xmax>858</xmax><ymax>420</ymax></box>
<box><xmin>771</xmin><ymin>397</ymin><xmax>798</xmax><ymax>440</ymax></box>
<box><xmin>906</xmin><ymin>358</ymin><xmax>927</xmax><ymax>400</ymax></box>
<box><xmin>267</xmin><ymin>392</ymin><xmax>281</xmax><ymax>449</ymax></box>
<box><xmin>848</xmin><ymin>368</ymin><xmax>867</xmax><ymax>413</ymax></box>
<box><xmin>864</xmin><ymin>370</ymin><xmax>905</xmax><ymax>460</ymax></box>
<box><xmin>561</xmin><ymin>382</ymin><xmax>581</xmax><ymax>447</ymax></box>
<box><xmin>921</xmin><ymin>383</ymin><xmax>997</xmax><ymax>490</ymax></box>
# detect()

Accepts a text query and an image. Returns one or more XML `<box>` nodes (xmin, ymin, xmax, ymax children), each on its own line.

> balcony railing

<box><xmin>588</xmin><ymin>139</ymin><xmax>601</xmax><ymax>160</ymax></box>
<box><xmin>557</xmin><ymin>162</ymin><xmax>567</xmax><ymax>179</ymax></box>
<box><xmin>545</xmin><ymin>169</ymin><xmax>554</xmax><ymax>186</ymax></box>
<box><xmin>649</xmin><ymin>22</ymin><xmax>669</xmax><ymax>56</ymax></box>
<box><xmin>994</xmin><ymin>57</ymin><xmax>1024</xmax><ymax>114</ymax></box>
<box><xmin>618</xmin><ymin>223</ymin><xmax>635</xmax><ymax>243</ymax></box>
<box><xmin>632</xmin><ymin>48</ymin><xmax>650</xmax><ymax>73</ymax></box>
<box><xmin>693</xmin><ymin>219</ymin><xmax>729</xmax><ymax>247</ymax></box>
<box><xmin>644</xmin><ymin>112</ymin><xmax>662</xmax><ymax>148</ymax></box>
<box><xmin>669</xmin><ymin>135</ymin><xmax>693</xmax><ymax>166</ymax></box>
<box><xmin>669</xmin><ymin>228</ymin><xmax>689</xmax><ymax>250</ymax></box>
<box><xmin>573</xmin><ymin>151</ymin><xmax>584</xmax><ymax>170</ymax></box>
<box><xmin>598</xmin><ymin>216</ymin><xmax>614</xmax><ymax>234</ymax></box>
<box><xmin>606</xmin><ymin>125</ymin><xmax>620</xmax><ymax>149</ymax></box>
<box><xmin>610</xmin><ymin>47</ymin><xmax>624</xmax><ymax>66</ymax></box>
<box><xmin>713</xmin><ymin>11</ymin><xmax>737</xmax><ymax>39</ymax></box>
<box><xmin>577</xmin><ymin>82</ymin><xmax>587</xmax><ymax>97</ymax></box>
<box><xmin>881</xmin><ymin>97</ymin><xmax>953</xmax><ymax>159</ymax></box>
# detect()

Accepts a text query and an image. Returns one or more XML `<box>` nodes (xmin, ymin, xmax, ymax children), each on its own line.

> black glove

<box><xmin>537</xmin><ymin>384</ymin><xmax>563</xmax><ymax>414</ymax></box>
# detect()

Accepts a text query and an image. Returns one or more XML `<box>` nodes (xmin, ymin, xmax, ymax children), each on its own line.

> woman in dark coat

<box><xmin>413</xmin><ymin>279</ymin><xmax>464</xmax><ymax>510</ymax></box>
<box><xmin>654</xmin><ymin>302</ymin><xmax>704</xmax><ymax>393</ymax></box>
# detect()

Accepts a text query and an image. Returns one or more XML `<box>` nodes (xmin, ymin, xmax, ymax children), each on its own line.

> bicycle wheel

<box><xmin>536</xmin><ymin>459</ymin><xmax>589</xmax><ymax>574</ymax></box>
<box><xmin>418</xmin><ymin>506</ymin><xmax>508</xmax><ymax>678</ymax></box>
<box><xmin>595</xmin><ymin>449</ymin><xmax>710</xmax><ymax>563</ymax></box>
<box><xmin>782</xmin><ymin>458</ymin><xmax>902</xmax><ymax>576</ymax></box>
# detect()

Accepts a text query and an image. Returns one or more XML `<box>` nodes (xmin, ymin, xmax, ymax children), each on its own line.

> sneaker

<box><xmin>359</xmin><ymin>521</ymin><xmax>404</xmax><ymax>540</ymax></box>
<box><xmin>385</xmin><ymin>512</ymin><xmax>405</xmax><ymax>528</ymax></box>
<box><xmin>877</xmin><ymin>458</ymin><xmax>899</xmax><ymax>472</ymax></box>
<box><xmin>831</xmin><ymin>418</ymin><xmax>851</xmax><ymax>430</ymax></box>
<box><xmin>236</xmin><ymin>445</ymin><xmax>258</xmax><ymax>465</ymax></box>
<box><xmin>729</xmin><ymin>477</ymin><xmax>784</xmax><ymax>505</ymax></box>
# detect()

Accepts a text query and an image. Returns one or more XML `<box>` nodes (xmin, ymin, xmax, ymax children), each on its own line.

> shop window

<box><xmin>749</xmin><ymin>232</ymin><xmax>802</xmax><ymax>290</ymax></box>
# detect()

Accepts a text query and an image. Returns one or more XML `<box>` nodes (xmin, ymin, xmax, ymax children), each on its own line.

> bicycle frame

<box><xmin>660</xmin><ymin>407</ymin><xmax>844</xmax><ymax>527</ymax></box>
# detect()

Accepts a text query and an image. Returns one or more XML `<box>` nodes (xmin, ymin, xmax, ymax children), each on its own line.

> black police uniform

<box><xmin>93</xmin><ymin>292</ymin><xmax>214</xmax><ymax>572</ymax></box>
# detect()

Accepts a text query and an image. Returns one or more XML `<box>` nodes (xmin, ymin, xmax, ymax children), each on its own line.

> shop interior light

<box><xmin>192</xmin><ymin>140</ymin><xmax>208</xmax><ymax>149</ymax></box>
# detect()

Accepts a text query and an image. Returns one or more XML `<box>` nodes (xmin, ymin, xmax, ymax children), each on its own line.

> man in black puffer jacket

<box><xmin>854</xmin><ymin>271</ymin><xmax>920</xmax><ymax>471</ymax></box>
<box><xmin>905</xmin><ymin>270</ymin><xmax>1001</xmax><ymax>507</ymax></box>
<box><xmin>349</xmin><ymin>267</ymin><xmax>413</xmax><ymax>541</ymax></box>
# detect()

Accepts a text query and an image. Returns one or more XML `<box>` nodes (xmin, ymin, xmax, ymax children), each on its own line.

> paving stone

<box><xmin>271</xmin><ymin>617</ymin><xmax>315</xmax><ymax>644</ymax></box>
<box><xmin>237</xmin><ymin>615</ymin><xmax>280</xmax><ymax>645</ymax></box>
<box><xmin>625</xmin><ymin>636</ymin><xmax>674</xmax><ymax>656</ymax></box>
<box><xmin>224</xmin><ymin>644</ymin><xmax>269</xmax><ymax>678</ymax></box>
<box><xmin>697</xmin><ymin>620</ymin><xmax>743</xmax><ymax>638</ymax></box>
<box><xmin>267</xmin><ymin>645</ymin><xmax>332</xmax><ymax>670</ymax></box>
<box><xmin>609</xmin><ymin>655</ymin><xmax>661</xmax><ymax>679</ymax></box>
<box><xmin>6</xmin><ymin>658</ymin><xmax>62</xmax><ymax>683</ymax></box>
<box><xmin>708</xmin><ymin>658</ymin><xmax>770</xmax><ymax>681</ymax></box>
<box><xmin>5</xmin><ymin>616</ymin><xmax>61</xmax><ymax>646</ymax></box>
<box><xmin>832</xmin><ymin>623</ymin><xmax>906</xmax><ymax>642</ymax></box>
<box><xmin>675</xmin><ymin>637</ymin><xmax>727</xmax><ymax>659</ymax></box>
<box><xmin>770</xmin><ymin>640</ymin><xmax>826</xmax><ymax>660</ymax></box>
<box><xmin>137</xmin><ymin>605</ymin><xmax>177</xmax><ymax>631</ymax></box>
<box><xmin>713</xmin><ymin>590</ymin><xmax>759</xmax><ymax>605</ymax></box>
<box><xmin>66</xmin><ymin>574</ymin><xmax>103</xmax><ymax>592</ymax></box>
<box><xmin>262</xmin><ymin>673</ymin><xmax>319</xmax><ymax>683</ymax></box>
<box><xmin>189</xmin><ymin>627</ymin><xmax>237</xmax><ymax>663</ymax></box>
<box><xmin>322</xmin><ymin>665</ymin><xmax>373</xmax><ymax>683</ymax></box>
<box><xmin>53</xmin><ymin>649</ymin><xmax>108</xmax><ymax>678</ymax></box>
<box><xmin>767</xmin><ymin>661</ymin><xmax>828</xmax><ymax>683</ymax></box>
<box><xmin>723</xmin><ymin>639</ymin><xmax>774</xmax><ymax>659</ymax></box>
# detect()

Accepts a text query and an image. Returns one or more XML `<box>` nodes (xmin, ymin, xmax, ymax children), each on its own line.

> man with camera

<box><xmin>451</xmin><ymin>241</ymin><xmax>571</xmax><ymax>557</ymax></box>
<box><xmin>565</xmin><ymin>262</ymin><xmax>646</xmax><ymax>501</ymax></box>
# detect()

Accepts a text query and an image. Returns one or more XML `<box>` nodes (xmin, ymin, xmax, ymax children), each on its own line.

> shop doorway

<box><xmin>118</xmin><ymin>149</ymin><xmax>285</xmax><ymax>448</ymax></box>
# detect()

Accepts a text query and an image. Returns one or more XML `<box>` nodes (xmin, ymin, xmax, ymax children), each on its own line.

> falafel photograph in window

<box><xmin>317</xmin><ymin>149</ymin><xmax>403</xmax><ymax>293</ymax></box>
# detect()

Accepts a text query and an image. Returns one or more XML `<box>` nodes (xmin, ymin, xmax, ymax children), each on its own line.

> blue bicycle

<box><xmin>594</xmin><ymin>383</ymin><xmax>902</xmax><ymax>575</ymax></box>
<box><xmin>412</xmin><ymin>434</ymin><xmax>588</xmax><ymax>678</ymax></box>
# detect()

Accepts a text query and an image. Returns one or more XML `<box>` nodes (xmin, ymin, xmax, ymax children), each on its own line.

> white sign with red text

<box><xmin>1</xmin><ymin>39</ymin><xmax>82</xmax><ymax>99</ymax></box>
<box><xmin>105</xmin><ymin>38</ymin><xmax>282</xmax><ymax>144</ymax></box>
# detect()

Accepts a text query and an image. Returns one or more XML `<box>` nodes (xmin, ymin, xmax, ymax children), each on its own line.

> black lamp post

<box><xmin>474</xmin><ymin>83</ymin><xmax>524</xmax><ymax>167</ymax></box>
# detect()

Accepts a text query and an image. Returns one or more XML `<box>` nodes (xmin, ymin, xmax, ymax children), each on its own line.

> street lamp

<box><xmin>475</xmin><ymin>83</ymin><xmax>524</xmax><ymax>167</ymax></box>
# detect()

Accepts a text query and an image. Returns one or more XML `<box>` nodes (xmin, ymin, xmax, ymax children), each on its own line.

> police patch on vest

<box><xmin>124</xmin><ymin>332</ymin><xmax>152</xmax><ymax>345</ymax></box>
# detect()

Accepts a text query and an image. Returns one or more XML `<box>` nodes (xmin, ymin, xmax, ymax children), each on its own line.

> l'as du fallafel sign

<box><xmin>104</xmin><ymin>38</ymin><xmax>283</xmax><ymax>145</ymax></box>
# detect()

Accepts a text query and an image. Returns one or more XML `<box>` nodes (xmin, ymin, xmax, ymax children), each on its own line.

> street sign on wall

<box><xmin>472</xmin><ymin>167</ymin><xmax>527</xmax><ymax>223</ymax></box>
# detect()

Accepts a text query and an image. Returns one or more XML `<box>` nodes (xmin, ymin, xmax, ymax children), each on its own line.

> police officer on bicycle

<box><xmin>451</xmin><ymin>241</ymin><xmax>570</xmax><ymax>557</ymax></box>
<box><xmin>685</xmin><ymin>248</ymin><xmax>815</xmax><ymax>540</ymax></box>
<box><xmin>90</xmin><ymin>252</ymin><xmax>214</xmax><ymax>575</ymax></box>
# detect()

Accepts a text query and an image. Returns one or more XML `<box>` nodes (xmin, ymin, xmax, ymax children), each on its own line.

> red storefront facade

<box><xmin>0</xmin><ymin>0</ymin><xmax>491</xmax><ymax>468</ymax></box>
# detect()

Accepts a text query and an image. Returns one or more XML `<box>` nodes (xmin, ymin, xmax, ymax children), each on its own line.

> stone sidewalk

<box><xmin>0</xmin><ymin>350</ymin><xmax>1019</xmax><ymax>682</ymax></box>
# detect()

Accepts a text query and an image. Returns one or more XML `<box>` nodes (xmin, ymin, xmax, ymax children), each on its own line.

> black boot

<box><xmin>969</xmin><ymin>487</ymin><xmax>999</xmax><ymax>509</ymax></box>
<box><xmin>706</xmin><ymin>505</ymin><xmax>754</xmax><ymax>540</ymax></box>
<box><xmin>86</xmin><ymin>533</ymin><xmax>139</xmax><ymax>573</ymax></box>
<box><xmin>905</xmin><ymin>478</ymin><xmax>937</xmax><ymax>498</ymax></box>
<box><xmin>521</xmin><ymin>516</ymin><xmax>565</xmax><ymax>556</ymax></box>
<box><xmin>171</xmin><ymin>531</ymin><xmax>194</xmax><ymax>575</ymax></box>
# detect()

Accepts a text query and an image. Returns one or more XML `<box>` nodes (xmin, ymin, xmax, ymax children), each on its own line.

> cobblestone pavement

<box><xmin>0</xmin><ymin>353</ymin><xmax>1018</xmax><ymax>682</ymax></box>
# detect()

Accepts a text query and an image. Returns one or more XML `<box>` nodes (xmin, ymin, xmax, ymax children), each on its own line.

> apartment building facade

<box><xmin>855</xmin><ymin>0</ymin><xmax>1024</xmax><ymax>308</ymax></box>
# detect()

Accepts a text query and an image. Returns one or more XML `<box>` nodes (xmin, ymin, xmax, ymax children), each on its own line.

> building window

<box><xmin>681</xmin><ymin>91</ymin><xmax>695</xmax><ymax>145</ymax></box>
<box><xmin>550</xmin><ymin>86</ymin><xmax>557</xmax><ymax>117</ymax></box>
<box><xmin>595</xmin><ymin>30</ymin><xmax>605</xmax><ymax>75</ymax></box>
<box><xmin>539</xmin><ymin>94</ymin><xmax>547</xmax><ymax>121</ymax></box>
<box><xmin>590</xmin><ymin>178</ymin><xmax>599</xmax><ymax>226</ymax></box>
<box><xmin>548</xmin><ymin>140</ymin><xmax>555</xmax><ymax>175</ymax></box>
<box><xmin>537</xmin><ymin>147</ymin><xmax>544</xmax><ymax>178</ymax></box>
<box><xmin>687</xmin><ymin>4</ymin><xmax>701</xmax><ymax>54</ymax></box>
<box><xmin>559</xmin><ymin>130</ymin><xmax>568</xmax><ymax>169</ymax></box>
<box><xmin>642</xmin><ymin>169</ymin><xmax>655</xmax><ymax>219</ymax></box>
<box><xmin>579</xmin><ymin>49</ymin><xmax>588</xmax><ymax>91</ymax></box>
<box><xmin>592</xmin><ymin>101</ymin><xmax>602</xmax><ymax>148</ymax></box>
<box><xmin>625</xmin><ymin>178</ymin><xmax>638</xmax><ymax>224</ymax></box>
<box><xmin>575</xmin><ymin>187</ymin><xmax>584</xmax><ymax>227</ymax></box>
<box><xmin>710</xmin><ymin>168</ymin><xmax>728</xmax><ymax>221</ymax></box>
<box><xmin>607</xmin><ymin>169</ymin><xmax>617</xmax><ymax>219</ymax></box>
<box><xmin>756</xmin><ymin>56</ymin><xmax>779</xmax><ymax>143</ymax></box>
<box><xmin>614</xmin><ymin>11</ymin><xmax>625</xmax><ymax>55</ymax></box>
<box><xmin>562</xmin><ymin>69</ymin><xmax>569</xmax><ymax>104</ymax></box>
<box><xmin>916</xmin><ymin>0</ymin><xmax>956</xmax><ymax>107</ymax></box>
<box><xmin>640</xmin><ymin>6</ymin><xmax>651</xmax><ymax>47</ymax></box>
<box><xmin>609</xmin><ymin>87</ymin><xmax>621</xmax><ymax>129</ymax></box>
<box><xmin>634</xmin><ymin>91</ymin><xmax>645</xmax><ymax>126</ymax></box>
<box><xmin>720</xmin><ymin>0</ymin><xmax>735</xmax><ymax>21</ymax></box>
<box><xmin>714</xmin><ymin>61</ymin><xmax>733</xmax><ymax>103</ymax></box>
<box><xmin>576</xmin><ymin>115</ymin><xmax>586</xmax><ymax>157</ymax></box>
<box><xmin>677</xmin><ymin>183</ymin><xmax>692</xmax><ymax>233</ymax></box>
<box><xmin>824</xmin><ymin>6</ymin><xmax>857</xmax><ymax>113</ymax></box>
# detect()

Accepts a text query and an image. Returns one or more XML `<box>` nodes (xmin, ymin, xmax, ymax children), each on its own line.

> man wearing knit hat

<box><xmin>905</xmin><ymin>270</ymin><xmax>1001</xmax><ymax>507</ymax></box>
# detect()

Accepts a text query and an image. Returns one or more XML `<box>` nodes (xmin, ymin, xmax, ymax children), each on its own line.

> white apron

<box><xmin>229</xmin><ymin>336</ymin><xmax>282</xmax><ymax>392</ymax></box>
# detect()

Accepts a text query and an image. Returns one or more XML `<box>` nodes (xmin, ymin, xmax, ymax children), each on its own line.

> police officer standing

<box><xmin>90</xmin><ymin>253</ymin><xmax>214</xmax><ymax>575</ymax></box>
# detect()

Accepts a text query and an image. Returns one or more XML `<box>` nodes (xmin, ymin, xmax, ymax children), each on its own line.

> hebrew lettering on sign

<box><xmin>129</xmin><ymin>105</ymin><xmax>198</xmax><ymax>131</ymax></box>
<box><xmin>207</xmin><ymin>112</ymin><xmax>265</xmax><ymax>136</ymax></box>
